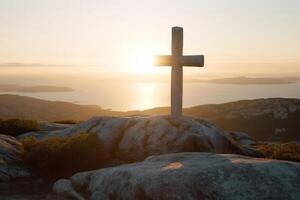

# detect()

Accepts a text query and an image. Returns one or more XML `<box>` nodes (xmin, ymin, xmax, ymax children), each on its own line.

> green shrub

<box><xmin>0</xmin><ymin>119</ymin><xmax>41</xmax><ymax>136</ymax></box>
<box><xmin>253</xmin><ymin>143</ymin><xmax>300</xmax><ymax>162</ymax></box>
<box><xmin>21</xmin><ymin>133</ymin><xmax>111</xmax><ymax>180</ymax></box>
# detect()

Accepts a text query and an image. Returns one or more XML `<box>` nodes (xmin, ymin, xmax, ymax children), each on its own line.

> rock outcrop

<box><xmin>0</xmin><ymin>134</ymin><xmax>30</xmax><ymax>181</ymax></box>
<box><xmin>20</xmin><ymin>116</ymin><xmax>263</xmax><ymax>162</ymax></box>
<box><xmin>53</xmin><ymin>152</ymin><xmax>300</xmax><ymax>200</ymax></box>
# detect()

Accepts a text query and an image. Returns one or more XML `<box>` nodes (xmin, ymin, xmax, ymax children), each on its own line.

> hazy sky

<box><xmin>1</xmin><ymin>0</ymin><xmax>299</xmax><ymax>74</ymax></box>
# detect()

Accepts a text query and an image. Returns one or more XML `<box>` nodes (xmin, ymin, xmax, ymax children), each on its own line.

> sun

<box><xmin>127</xmin><ymin>51</ymin><xmax>155</xmax><ymax>74</ymax></box>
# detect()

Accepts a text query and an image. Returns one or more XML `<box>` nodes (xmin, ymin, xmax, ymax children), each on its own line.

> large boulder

<box><xmin>53</xmin><ymin>152</ymin><xmax>300</xmax><ymax>200</ymax></box>
<box><xmin>0</xmin><ymin>134</ymin><xmax>30</xmax><ymax>181</ymax></box>
<box><xmin>19</xmin><ymin>116</ymin><xmax>263</xmax><ymax>162</ymax></box>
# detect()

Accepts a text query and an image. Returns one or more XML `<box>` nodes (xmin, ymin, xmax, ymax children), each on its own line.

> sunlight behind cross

<box><xmin>127</xmin><ymin>50</ymin><xmax>156</xmax><ymax>74</ymax></box>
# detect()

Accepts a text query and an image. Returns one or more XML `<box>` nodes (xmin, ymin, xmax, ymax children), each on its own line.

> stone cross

<box><xmin>155</xmin><ymin>27</ymin><xmax>204</xmax><ymax>119</ymax></box>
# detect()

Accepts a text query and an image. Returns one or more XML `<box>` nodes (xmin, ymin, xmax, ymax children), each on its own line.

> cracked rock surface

<box><xmin>53</xmin><ymin>152</ymin><xmax>300</xmax><ymax>200</ymax></box>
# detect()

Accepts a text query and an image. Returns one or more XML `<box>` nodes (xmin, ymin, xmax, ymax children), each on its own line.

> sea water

<box><xmin>1</xmin><ymin>81</ymin><xmax>300</xmax><ymax>111</ymax></box>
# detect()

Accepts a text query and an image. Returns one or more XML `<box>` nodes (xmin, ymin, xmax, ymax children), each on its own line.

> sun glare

<box><xmin>136</xmin><ymin>83</ymin><xmax>156</xmax><ymax>110</ymax></box>
<box><xmin>127</xmin><ymin>51</ymin><xmax>156</xmax><ymax>74</ymax></box>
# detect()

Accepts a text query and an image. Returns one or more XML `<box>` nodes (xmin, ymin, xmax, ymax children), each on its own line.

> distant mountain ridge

<box><xmin>0</xmin><ymin>63</ymin><xmax>45</xmax><ymax>67</ymax></box>
<box><xmin>0</xmin><ymin>94</ymin><xmax>299</xmax><ymax>142</ymax></box>
<box><xmin>198</xmin><ymin>76</ymin><xmax>294</xmax><ymax>84</ymax></box>
<box><xmin>0</xmin><ymin>63</ymin><xmax>101</xmax><ymax>67</ymax></box>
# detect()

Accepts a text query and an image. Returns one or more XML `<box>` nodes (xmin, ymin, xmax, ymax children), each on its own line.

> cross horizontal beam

<box><xmin>154</xmin><ymin>55</ymin><xmax>204</xmax><ymax>67</ymax></box>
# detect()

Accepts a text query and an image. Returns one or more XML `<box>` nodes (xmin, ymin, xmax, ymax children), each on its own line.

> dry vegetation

<box><xmin>0</xmin><ymin>118</ymin><xmax>40</xmax><ymax>137</ymax></box>
<box><xmin>53</xmin><ymin>120</ymin><xmax>80</xmax><ymax>124</ymax></box>
<box><xmin>21</xmin><ymin>133</ymin><xmax>111</xmax><ymax>180</ymax></box>
<box><xmin>253</xmin><ymin>143</ymin><xmax>300</xmax><ymax>162</ymax></box>
<box><xmin>0</xmin><ymin>117</ymin><xmax>295</xmax><ymax>181</ymax></box>
<box><xmin>17</xmin><ymin>133</ymin><xmax>300</xmax><ymax>182</ymax></box>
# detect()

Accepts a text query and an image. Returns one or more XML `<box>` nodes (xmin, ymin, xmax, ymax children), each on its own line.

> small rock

<box><xmin>273</xmin><ymin>107</ymin><xmax>288</xmax><ymax>119</ymax></box>
<box><xmin>53</xmin><ymin>179</ymin><xmax>85</xmax><ymax>200</ymax></box>
<box><xmin>274</xmin><ymin>128</ymin><xmax>287</xmax><ymax>135</ymax></box>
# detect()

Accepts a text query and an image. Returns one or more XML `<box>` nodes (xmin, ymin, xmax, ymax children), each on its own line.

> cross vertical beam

<box><xmin>154</xmin><ymin>27</ymin><xmax>204</xmax><ymax>119</ymax></box>
<box><xmin>171</xmin><ymin>27</ymin><xmax>183</xmax><ymax>118</ymax></box>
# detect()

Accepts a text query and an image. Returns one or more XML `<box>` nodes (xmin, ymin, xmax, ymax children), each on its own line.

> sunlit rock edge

<box><xmin>53</xmin><ymin>152</ymin><xmax>300</xmax><ymax>200</ymax></box>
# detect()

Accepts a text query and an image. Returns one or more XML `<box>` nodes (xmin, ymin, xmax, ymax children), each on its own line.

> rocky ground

<box><xmin>18</xmin><ymin>116</ymin><xmax>263</xmax><ymax>160</ymax></box>
<box><xmin>0</xmin><ymin>124</ymin><xmax>65</xmax><ymax>200</ymax></box>
<box><xmin>0</xmin><ymin>135</ymin><xmax>29</xmax><ymax>181</ymax></box>
<box><xmin>1</xmin><ymin>116</ymin><xmax>300</xmax><ymax>199</ymax></box>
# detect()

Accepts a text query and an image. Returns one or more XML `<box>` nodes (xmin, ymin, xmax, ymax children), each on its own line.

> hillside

<box><xmin>0</xmin><ymin>94</ymin><xmax>299</xmax><ymax>141</ymax></box>
<box><xmin>0</xmin><ymin>84</ymin><xmax>74</xmax><ymax>93</ymax></box>
<box><xmin>0</xmin><ymin>94</ymin><xmax>121</xmax><ymax>121</ymax></box>
<box><xmin>188</xmin><ymin>98</ymin><xmax>300</xmax><ymax>141</ymax></box>
<box><xmin>136</xmin><ymin>98</ymin><xmax>300</xmax><ymax>141</ymax></box>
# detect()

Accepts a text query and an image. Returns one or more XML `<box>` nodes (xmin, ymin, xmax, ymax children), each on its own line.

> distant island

<box><xmin>0</xmin><ymin>84</ymin><xmax>74</xmax><ymax>93</ymax></box>
<box><xmin>0</xmin><ymin>62</ymin><xmax>45</xmax><ymax>67</ymax></box>
<box><xmin>0</xmin><ymin>62</ymin><xmax>98</xmax><ymax>67</ymax></box>
<box><xmin>192</xmin><ymin>76</ymin><xmax>295</xmax><ymax>85</ymax></box>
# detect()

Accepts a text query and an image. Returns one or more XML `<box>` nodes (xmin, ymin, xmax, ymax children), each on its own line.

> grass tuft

<box><xmin>253</xmin><ymin>143</ymin><xmax>300</xmax><ymax>162</ymax></box>
<box><xmin>0</xmin><ymin>119</ymin><xmax>40</xmax><ymax>136</ymax></box>
<box><xmin>21</xmin><ymin>133</ymin><xmax>111</xmax><ymax>180</ymax></box>
<box><xmin>53</xmin><ymin>120</ymin><xmax>80</xmax><ymax>124</ymax></box>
